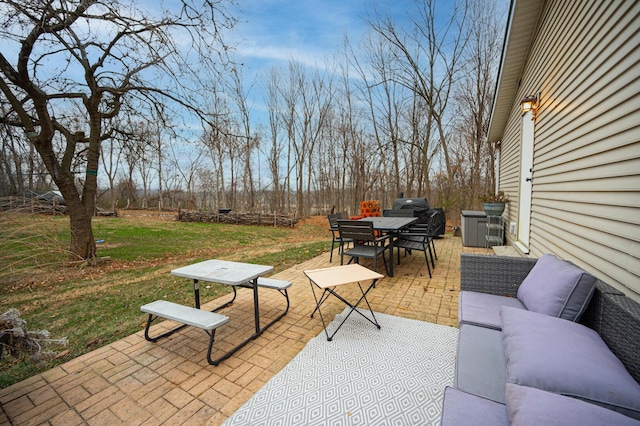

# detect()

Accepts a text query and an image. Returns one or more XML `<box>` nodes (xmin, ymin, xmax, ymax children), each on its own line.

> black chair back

<box><xmin>327</xmin><ymin>213</ymin><xmax>341</xmax><ymax>230</ymax></box>
<box><xmin>426</xmin><ymin>210</ymin><xmax>440</xmax><ymax>236</ymax></box>
<box><xmin>337</xmin><ymin>220</ymin><xmax>376</xmax><ymax>243</ymax></box>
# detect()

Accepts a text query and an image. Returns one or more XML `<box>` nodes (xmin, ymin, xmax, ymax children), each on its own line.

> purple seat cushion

<box><xmin>440</xmin><ymin>386</ymin><xmax>509</xmax><ymax>426</ymax></box>
<box><xmin>516</xmin><ymin>253</ymin><xmax>596</xmax><ymax>321</ymax></box>
<box><xmin>506</xmin><ymin>383</ymin><xmax>640</xmax><ymax>426</ymax></box>
<box><xmin>501</xmin><ymin>307</ymin><xmax>640</xmax><ymax>420</ymax></box>
<box><xmin>459</xmin><ymin>291</ymin><xmax>526</xmax><ymax>329</ymax></box>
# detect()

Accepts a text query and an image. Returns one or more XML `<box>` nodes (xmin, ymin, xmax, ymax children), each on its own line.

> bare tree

<box><xmin>1</xmin><ymin>116</ymin><xmax>27</xmax><ymax>195</ymax></box>
<box><xmin>0</xmin><ymin>0</ymin><xmax>234</xmax><ymax>260</ymax></box>
<box><xmin>368</xmin><ymin>0</ymin><xmax>469</xmax><ymax>207</ymax></box>
<box><xmin>347</xmin><ymin>31</ymin><xmax>405</xmax><ymax>200</ymax></box>
<box><xmin>279</xmin><ymin>61</ymin><xmax>335</xmax><ymax>216</ymax></box>
<box><xmin>228</xmin><ymin>66</ymin><xmax>257</xmax><ymax>212</ymax></box>
<box><xmin>99</xmin><ymin>132</ymin><xmax>122</xmax><ymax>211</ymax></box>
<box><xmin>168</xmin><ymin>140</ymin><xmax>204</xmax><ymax>209</ymax></box>
<box><xmin>136</xmin><ymin>133</ymin><xmax>155</xmax><ymax>210</ymax></box>
<box><xmin>452</xmin><ymin>0</ymin><xmax>503</xmax><ymax>208</ymax></box>
<box><xmin>201</xmin><ymin>89</ymin><xmax>239</xmax><ymax>211</ymax></box>
<box><xmin>265</xmin><ymin>67</ymin><xmax>285</xmax><ymax>213</ymax></box>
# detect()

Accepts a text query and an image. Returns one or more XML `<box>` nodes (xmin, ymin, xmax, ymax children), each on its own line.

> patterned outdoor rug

<box><xmin>224</xmin><ymin>308</ymin><xmax>459</xmax><ymax>425</ymax></box>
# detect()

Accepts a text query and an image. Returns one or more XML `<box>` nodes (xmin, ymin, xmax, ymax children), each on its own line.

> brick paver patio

<box><xmin>0</xmin><ymin>236</ymin><xmax>486</xmax><ymax>425</ymax></box>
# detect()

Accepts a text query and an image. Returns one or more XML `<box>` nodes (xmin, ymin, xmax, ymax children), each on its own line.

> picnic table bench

<box><xmin>141</xmin><ymin>300</ymin><xmax>229</xmax><ymax>365</ymax></box>
<box><xmin>141</xmin><ymin>266</ymin><xmax>292</xmax><ymax>365</ymax></box>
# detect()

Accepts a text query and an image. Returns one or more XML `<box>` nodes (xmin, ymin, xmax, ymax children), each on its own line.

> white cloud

<box><xmin>230</xmin><ymin>0</ymin><xmax>373</xmax><ymax>69</ymax></box>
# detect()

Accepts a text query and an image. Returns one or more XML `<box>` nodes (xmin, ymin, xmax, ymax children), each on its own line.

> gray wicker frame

<box><xmin>460</xmin><ymin>253</ymin><xmax>640</xmax><ymax>383</ymax></box>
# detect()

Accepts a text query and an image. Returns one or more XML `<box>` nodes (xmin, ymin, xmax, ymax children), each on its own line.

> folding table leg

<box><xmin>323</xmin><ymin>281</ymin><xmax>380</xmax><ymax>341</ymax></box>
<box><xmin>309</xmin><ymin>288</ymin><xmax>332</xmax><ymax>319</ymax></box>
<box><xmin>310</xmin><ymin>279</ymin><xmax>381</xmax><ymax>341</ymax></box>
<box><xmin>309</xmin><ymin>286</ymin><xmax>332</xmax><ymax>341</ymax></box>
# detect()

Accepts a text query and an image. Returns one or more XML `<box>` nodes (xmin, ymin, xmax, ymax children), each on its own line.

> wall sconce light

<box><xmin>521</xmin><ymin>94</ymin><xmax>539</xmax><ymax>119</ymax></box>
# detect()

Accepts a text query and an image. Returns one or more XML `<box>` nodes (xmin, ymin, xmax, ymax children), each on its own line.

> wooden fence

<box><xmin>178</xmin><ymin>210</ymin><xmax>298</xmax><ymax>227</ymax></box>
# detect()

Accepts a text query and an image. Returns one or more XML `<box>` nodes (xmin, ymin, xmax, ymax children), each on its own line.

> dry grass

<box><xmin>0</xmin><ymin>210</ymin><xmax>332</xmax><ymax>388</ymax></box>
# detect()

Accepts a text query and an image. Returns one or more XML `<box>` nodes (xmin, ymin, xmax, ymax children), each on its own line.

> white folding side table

<box><xmin>304</xmin><ymin>264</ymin><xmax>384</xmax><ymax>341</ymax></box>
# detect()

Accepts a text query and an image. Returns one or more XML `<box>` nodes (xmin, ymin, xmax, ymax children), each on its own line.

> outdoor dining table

<box><xmin>358</xmin><ymin>216</ymin><xmax>418</xmax><ymax>277</ymax></box>
<box><xmin>170</xmin><ymin>259</ymin><xmax>281</xmax><ymax>365</ymax></box>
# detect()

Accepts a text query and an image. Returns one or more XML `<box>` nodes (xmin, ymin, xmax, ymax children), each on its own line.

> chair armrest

<box><xmin>398</xmin><ymin>225</ymin><xmax>429</xmax><ymax>237</ymax></box>
<box><xmin>460</xmin><ymin>253</ymin><xmax>537</xmax><ymax>297</ymax></box>
<box><xmin>398</xmin><ymin>231</ymin><xmax>426</xmax><ymax>236</ymax></box>
<box><xmin>374</xmin><ymin>234</ymin><xmax>393</xmax><ymax>244</ymax></box>
<box><xmin>397</xmin><ymin>231</ymin><xmax>428</xmax><ymax>243</ymax></box>
<box><xmin>405</xmin><ymin>224</ymin><xmax>428</xmax><ymax>231</ymax></box>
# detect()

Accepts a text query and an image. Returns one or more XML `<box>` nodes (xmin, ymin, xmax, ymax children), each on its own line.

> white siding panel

<box><xmin>532</xmin><ymin>223</ymin><xmax>639</xmax><ymax>278</ymax></box>
<box><xmin>533</xmin><ymin>203</ymin><xmax>640</xmax><ymax>249</ymax></box>
<box><xmin>499</xmin><ymin>115</ymin><xmax>523</xmax><ymax>230</ymax></box>
<box><xmin>535</xmin><ymin>157</ymin><xmax>640</xmax><ymax>185</ymax></box>
<box><xmin>537</xmin><ymin>87</ymin><xmax>640</xmax><ymax>166</ymax></box>
<box><xmin>536</xmin><ymin>191</ymin><xmax>640</xmax><ymax>211</ymax></box>
<box><xmin>498</xmin><ymin>0</ymin><xmax>640</xmax><ymax>299</ymax></box>
<box><xmin>535</xmin><ymin>176</ymin><xmax>639</xmax><ymax>192</ymax></box>
<box><xmin>536</xmin><ymin>2</ymin><xmax>638</xmax><ymax>147</ymax></box>
<box><xmin>532</xmin><ymin>225</ymin><xmax>640</xmax><ymax>295</ymax></box>
<box><xmin>538</xmin><ymin>99</ymin><xmax>640</xmax><ymax>163</ymax></box>
<box><xmin>537</xmin><ymin>129</ymin><xmax>640</xmax><ymax>173</ymax></box>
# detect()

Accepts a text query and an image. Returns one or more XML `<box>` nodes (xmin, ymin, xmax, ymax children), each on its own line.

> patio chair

<box><xmin>337</xmin><ymin>219</ymin><xmax>391</xmax><ymax>275</ymax></box>
<box><xmin>403</xmin><ymin>210</ymin><xmax>439</xmax><ymax>261</ymax></box>
<box><xmin>328</xmin><ymin>212</ymin><xmax>352</xmax><ymax>263</ymax></box>
<box><xmin>394</xmin><ymin>211</ymin><xmax>439</xmax><ymax>278</ymax></box>
<box><xmin>429</xmin><ymin>210</ymin><xmax>440</xmax><ymax>260</ymax></box>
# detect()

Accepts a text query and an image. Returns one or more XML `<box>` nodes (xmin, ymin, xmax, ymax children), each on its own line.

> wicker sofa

<box><xmin>440</xmin><ymin>253</ymin><xmax>640</xmax><ymax>425</ymax></box>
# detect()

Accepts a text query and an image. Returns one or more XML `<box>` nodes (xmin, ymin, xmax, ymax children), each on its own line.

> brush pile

<box><xmin>0</xmin><ymin>309</ymin><xmax>68</xmax><ymax>363</ymax></box>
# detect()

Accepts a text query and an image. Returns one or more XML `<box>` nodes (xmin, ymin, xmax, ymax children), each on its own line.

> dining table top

<box><xmin>358</xmin><ymin>216</ymin><xmax>419</xmax><ymax>231</ymax></box>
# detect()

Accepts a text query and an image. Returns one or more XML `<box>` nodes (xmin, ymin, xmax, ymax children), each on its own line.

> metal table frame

<box><xmin>305</xmin><ymin>264</ymin><xmax>384</xmax><ymax>341</ymax></box>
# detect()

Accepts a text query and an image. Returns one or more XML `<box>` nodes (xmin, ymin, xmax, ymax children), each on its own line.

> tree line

<box><xmin>0</xmin><ymin>0</ymin><xmax>505</xmax><ymax>260</ymax></box>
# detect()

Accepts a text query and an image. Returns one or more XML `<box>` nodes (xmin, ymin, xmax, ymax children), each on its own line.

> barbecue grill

<box><xmin>392</xmin><ymin>198</ymin><xmax>431</xmax><ymax>224</ymax></box>
<box><xmin>391</xmin><ymin>197</ymin><xmax>446</xmax><ymax>237</ymax></box>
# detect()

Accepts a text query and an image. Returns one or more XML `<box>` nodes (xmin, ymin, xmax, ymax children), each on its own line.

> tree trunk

<box><xmin>67</xmin><ymin>199</ymin><xmax>96</xmax><ymax>261</ymax></box>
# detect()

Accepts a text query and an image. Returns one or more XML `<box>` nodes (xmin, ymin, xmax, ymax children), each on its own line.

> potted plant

<box><xmin>479</xmin><ymin>191</ymin><xmax>509</xmax><ymax>216</ymax></box>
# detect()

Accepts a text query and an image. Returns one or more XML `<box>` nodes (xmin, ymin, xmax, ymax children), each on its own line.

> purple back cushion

<box><xmin>501</xmin><ymin>307</ymin><xmax>640</xmax><ymax>420</ymax></box>
<box><xmin>506</xmin><ymin>384</ymin><xmax>640</xmax><ymax>426</ymax></box>
<box><xmin>516</xmin><ymin>253</ymin><xmax>596</xmax><ymax>321</ymax></box>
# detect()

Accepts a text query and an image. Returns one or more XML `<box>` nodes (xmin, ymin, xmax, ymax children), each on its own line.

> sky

<box><xmin>231</xmin><ymin>0</ymin><xmax>416</xmax><ymax>74</ymax></box>
<box><xmin>1</xmin><ymin>0</ymin><xmax>510</xmax><ymax>189</ymax></box>
<box><xmin>152</xmin><ymin>0</ymin><xmax>510</xmax><ymax>181</ymax></box>
<box><xmin>221</xmin><ymin>0</ymin><xmax>480</xmax><ymax>127</ymax></box>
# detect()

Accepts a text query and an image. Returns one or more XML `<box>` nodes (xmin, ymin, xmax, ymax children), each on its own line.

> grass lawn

<box><xmin>0</xmin><ymin>210</ymin><xmax>330</xmax><ymax>388</ymax></box>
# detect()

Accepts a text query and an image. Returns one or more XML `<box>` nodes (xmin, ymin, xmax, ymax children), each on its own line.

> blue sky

<box><xmin>224</xmin><ymin>0</ymin><xmax>468</xmax><ymax>127</ymax></box>
<box><xmin>231</xmin><ymin>0</ymin><xmax>412</xmax><ymax>73</ymax></box>
<box><xmin>228</xmin><ymin>1</ymin><xmax>512</xmax><ymax>75</ymax></box>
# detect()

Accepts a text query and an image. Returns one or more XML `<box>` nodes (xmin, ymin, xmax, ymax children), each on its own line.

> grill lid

<box><xmin>392</xmin><ymin>198</ymin><xmax>430</xmax><ymax>211</ymax></box>
<box><xmin>392</xmin><ymin>198</ymin><xmax>431</xmax><ymax>224</ymax></box>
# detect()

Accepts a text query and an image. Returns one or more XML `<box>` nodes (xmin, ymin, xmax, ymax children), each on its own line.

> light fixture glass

<box><xmin>521</xmin><ymin>94</ymin><xmax>538</xmax><ymax>116</ymax></box>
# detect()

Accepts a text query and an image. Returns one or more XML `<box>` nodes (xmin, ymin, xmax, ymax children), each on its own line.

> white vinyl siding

<box><xmin>499</xmin><ymin>0</ymin><xmax>640</xmax><ymax>300</ymax></box>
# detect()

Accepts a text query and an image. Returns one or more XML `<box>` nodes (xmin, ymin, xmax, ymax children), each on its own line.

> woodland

<box><xmin>0</xmin><ymin>0</ymin><xmax>505</xmax><ymax>259</ymax></box>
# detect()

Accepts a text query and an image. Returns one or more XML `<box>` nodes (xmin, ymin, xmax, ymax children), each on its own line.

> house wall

<box><xmin>499</xmin><ymin>0</ymin><xmax>640</xmax><ymax>300</ymax></box>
